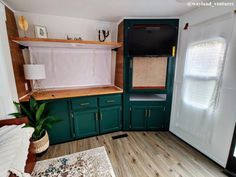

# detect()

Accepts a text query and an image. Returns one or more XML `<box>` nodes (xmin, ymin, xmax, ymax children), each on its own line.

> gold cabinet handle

<box><xmin>107</xmin><ymin>100</ymin><xmax>115</xmax><ymax>103</ymax></box>
<box><xmin>100</xmin><ymin>112</ymin><xmax>103</xmax><ymax>120</ymax></box>
<box><xmin>145</xmin><ymin>109</ymin><xmax>148</xmax><ymax>117</ymax></box>
<box><xmin>148</xmin><ymin>109</ymin><xmax>151</xmax><ymax>118</ymax></box>
<box><xmin>96</xmin><ymin>112</ymin><xmax>98</xmax><ymax>121</ymax></box>
<box><xmin>80</xmin><ymin>102</ymin><xmax>90</xmax><ymax>106</ymax></box>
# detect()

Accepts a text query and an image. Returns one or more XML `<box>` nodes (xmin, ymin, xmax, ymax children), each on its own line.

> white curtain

<box><xmin>30</xmin><ymin>47</ymin><xmax>113</xmax><ymax>89</ymax></box>
<box><xmin>0</xmin><ymin>3</ymin><xmax>18</xmax><ymax>118</ymax></box>
<box><xmin>175</xmin><ymin>13</ymin><xmax>235</xmax><ymax>143</ymax></box>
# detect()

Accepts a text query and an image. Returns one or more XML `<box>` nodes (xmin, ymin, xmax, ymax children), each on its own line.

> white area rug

<box><xmin>31</xmin><ymin>146</ymin><xmax>116</xmax><ymax>177</ymax></box>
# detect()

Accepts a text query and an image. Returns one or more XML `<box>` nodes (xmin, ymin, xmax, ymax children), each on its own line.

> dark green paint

<box><xmin>130</xmin><ymin>105</ymin><xmax>165</xmax><ymax>130</ymax></box>
<box><xmin>99</xmin><ymin>94</ymin><xmax>122</xmax><ymax>107</ymax></box>
<box><xmin>74</xmin><ymin>109</ymin><xmax>99</xmax><ymax>138</ymax></box>
<box><xmin>131</xmin><ymin>106</ymin><xmax>147</xmax><ymax>130</ymax></box>
<box><xmin>100</xmin><ymin>106</ymin><xmax>121</xmax><ymax>133</ymax></box>
<box><xmin>71</xmin><ymin>96</ymin><xmax>98</xmax><ymax>110</ymax></box>
<box><xmin>147</xmin><ymin>106</ymin><xmax>165</xmax><ymax>130</ymax></box>
<box><xmin>122</xmin><ymin>19</ymin><xmax>179</xmax><ymax>131</ymax></box>
<box><xmin>44</xmin><ymin>99</ymin><xmax>73</xmax><ymax>145</ymax></box>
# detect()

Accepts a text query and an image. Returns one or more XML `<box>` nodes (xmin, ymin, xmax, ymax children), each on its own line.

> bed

<box><xmin>0</xmin><ymin>117</ymin><xmax>36</xmax><ymax>177</ymax></box>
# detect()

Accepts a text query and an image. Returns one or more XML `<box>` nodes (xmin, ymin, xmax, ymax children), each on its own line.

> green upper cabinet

<box><xmin>147</xmin><ymin>106</ymin><xmax>165</xmax><ymax>130</ymax></box>
<box><xmin>45</xmin><ymin>99</ymin><xmax>72</xmax><ymax>145</ymax></box>
<box><xmin>131</xmin><ymin>106</ymin><xmax>147</xmax><ymax>130</ymax></box>
<box><xmin>99</xmin><ymin>106</ymin><xmax>122</xmax><ymax>133</ymax></box>
<box><xmin>74</xmin><ymin>109</ymin><xmax>99</xmax><ymax>138</ymax></box>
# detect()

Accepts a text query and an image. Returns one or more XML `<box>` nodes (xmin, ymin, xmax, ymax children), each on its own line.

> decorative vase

<box><xmin>31</xmin><ymin>131</ymin><xmax>49</xmax><ymax>154</ymax></box>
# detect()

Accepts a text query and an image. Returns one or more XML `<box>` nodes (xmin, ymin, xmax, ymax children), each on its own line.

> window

<box><xmin>183</xmin><ymin>38</ymin><xmax>226</xmax><ymax>109</ymax></box>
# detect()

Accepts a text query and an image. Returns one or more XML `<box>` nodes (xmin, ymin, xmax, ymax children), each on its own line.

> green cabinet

<box><xmin>131</xmin><ymin>106</ymin><xmax>146</xmax><ymax>130</ymax></box>
<box><xmin>72</xmin><ymin>97</ymin><xmax>97</xmax><ymax>110</ymax></box>
<box><xmin>100</xmin><ymin>106</ymin><xmax>121</xmax><ymax>133</ymax></box>
<box><xmin>71</xmin><ymin>94</ymin><xmax>122</xmax><ymax>139</ymax></box>
<box><xmin>74</xmin><ymin>109</ymin><xmax>99</xmax><ymax>138</ymax></box>
<box><xmin>99</xmin><ymin>94</ymin><xmax>122</xmax><ymax>107</ymax></box>
<box><xmin>130</xmin><ymin>105</ymin><xmax>165</xmax><ymax>130</ymax></box>
<box><xmin>36</xmin><ymin>93</ymin><xmax>122</xmax><ymax>144</ymax></box>
<box><xmin>147</xmin><ymin>106</ymin><xmax>165</xmax><ymax>130</ymax></box>
<box><xmin>46</xmin><ymin>99</ymin><xmax>73</xmax><ymax>144</ymax></box>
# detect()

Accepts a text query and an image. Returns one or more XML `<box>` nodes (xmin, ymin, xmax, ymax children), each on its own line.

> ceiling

<box><xmin>2</xmin><ymin>0</ymin><xmax>195</xmax><ymax>22</ymax></box>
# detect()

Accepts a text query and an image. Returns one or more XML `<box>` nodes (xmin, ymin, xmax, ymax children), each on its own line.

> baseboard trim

<box><xmin>169</xmin><ymin>131</ymin><xmax>225</xmax><ymax>169</ymax></box>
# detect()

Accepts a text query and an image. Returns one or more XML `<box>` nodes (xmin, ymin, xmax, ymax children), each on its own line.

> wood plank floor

<box><xmin>38</xmin><ymin>131</ymin><xmax>226</xmax><ymax>177</ymax></box>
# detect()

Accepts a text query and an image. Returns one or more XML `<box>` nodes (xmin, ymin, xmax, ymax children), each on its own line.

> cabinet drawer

<box><xmin>99</xmin><ymin>94</ymin><xmax>121</xmax><ymax>107</ymax></box>
<box><xmin>72</xmin><ymin>97</ymin><xmax>98</xmax><ymax>110</ymax></box>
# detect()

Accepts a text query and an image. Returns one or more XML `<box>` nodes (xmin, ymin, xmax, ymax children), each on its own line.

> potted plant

<box><xmin>9</xmin><ymin>96</ymin><xmax>59</xmax><ymax>154</ymax></box>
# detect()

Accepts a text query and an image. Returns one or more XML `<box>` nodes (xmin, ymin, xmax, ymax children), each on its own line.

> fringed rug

<box><xmin>31</xmin><ymin>146</ymin><xmax>116</xmax><ymax>177</ymax></box>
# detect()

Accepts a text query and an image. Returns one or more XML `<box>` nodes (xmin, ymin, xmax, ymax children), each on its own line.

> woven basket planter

<box><xmin>31</xmin><ymin>131</ymin><xmax>49</xmax><ymax>154</ymax></box>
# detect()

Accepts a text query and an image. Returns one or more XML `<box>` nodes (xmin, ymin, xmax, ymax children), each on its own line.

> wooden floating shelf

<box><xmin>11</xmin><ymin>37</ymin><xmax>123</xmax><ymax>49</ymax></box>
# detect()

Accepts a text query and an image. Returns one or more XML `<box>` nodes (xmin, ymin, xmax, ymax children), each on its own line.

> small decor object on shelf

<box><xmin>34</xmin><ymin>25</ymin><xmax>48</xmax><ymax>38</ymax></box>
<box><xmin>9</xmin><ymin>96</ymin><xmax>60</xmax><ymax>154</ymax></box>
<box><xmin>66</xmin><ymin>35</ymin><xmax>73</xmax><ymax>40</ymax></box>
<box><xmin>98</xmin><ymin>29</ymin><xmax>110</xmax><ymax>42</ymax></box>
<box><xmin>18</xmin><ymin>16</ymin><xmax>29</xmax><ymax>37</ymax></box>
<box><xmin>66</xmin><ymin>34</ymin><xmax>83</xmax><ymax>41</ymax></box>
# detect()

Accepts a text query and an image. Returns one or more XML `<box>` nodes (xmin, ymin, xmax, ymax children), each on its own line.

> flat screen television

<box><xmin>128</xmin><ymin>24</ymin><xmax>177</xmax><ymax>56</ymax></box>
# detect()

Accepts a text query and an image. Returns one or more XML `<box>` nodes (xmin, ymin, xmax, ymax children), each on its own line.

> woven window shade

<box><xmin>132</xmin><ymin>57</ymin><xmax>167</xmax><ymax>89</ymax></box>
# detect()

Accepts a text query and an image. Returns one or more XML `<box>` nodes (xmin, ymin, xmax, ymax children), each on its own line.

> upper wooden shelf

<box><xmin>19</xmin><ymin>86</ymin><xmax>123</xmax><ymax>102</ymax></box>
<box><xmin>11</xmin><ymin>37</ymin><xmax>123</xmax><ymax>49</ymax></box>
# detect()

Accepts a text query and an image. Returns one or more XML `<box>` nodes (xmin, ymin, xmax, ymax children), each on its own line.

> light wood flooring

<box><xmin>38</xmin><ymin>131</ymin><xmax>226</xmax><ymax>177</ymax></box>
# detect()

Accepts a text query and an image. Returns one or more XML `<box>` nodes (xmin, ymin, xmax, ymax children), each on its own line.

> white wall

<box><xmin>170</xmin><ymin>5</ymin><xmax>236</xmax><ymax>167</ymax></box>
<box><xmin>14</xmin><ymin>11</ymin><xmax>117</xmax><ymax>42</ymax></box>
<box><xmin>0</xmin><ymin>2</ymin><xmax>18</xmax><ymax>119</ymax></box>
<box><xmin>13</xmin><ymin>11</ymin><xmax>118</xmax><ymax>90</ymax></box>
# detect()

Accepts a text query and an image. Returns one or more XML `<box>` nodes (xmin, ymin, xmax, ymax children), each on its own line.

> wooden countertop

<box><xmin>19</xmin><ymin>86</ymin><xmax>123</xmax><ymax>102</ymax></box>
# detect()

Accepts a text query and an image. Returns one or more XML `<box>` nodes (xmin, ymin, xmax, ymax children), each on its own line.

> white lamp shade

<box><xmin>23</xmin><ymin>64</ymin><xmax>46</xmax><ymax>80</ymax></box>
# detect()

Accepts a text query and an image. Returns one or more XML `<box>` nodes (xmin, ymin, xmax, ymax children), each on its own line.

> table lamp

<box><xmin>23</xmin><ymin>64</ymin><xmax>46</xmax><ymax>92</ymax></box>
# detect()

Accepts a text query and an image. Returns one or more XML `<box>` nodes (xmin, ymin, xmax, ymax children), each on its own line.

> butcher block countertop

<box><xmin>19</xmin><ymin>86</ymin><xmax>123</xmax><ymax>102</ymax></box>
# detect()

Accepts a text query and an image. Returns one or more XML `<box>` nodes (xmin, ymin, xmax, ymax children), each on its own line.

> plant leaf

<box><xmin>36</xmin><ymin>103</ymin><xmax>46</xmax><ymax>122</ymax></box>
<box><xmin>19</xmin><ymin>102</ymin><xmax>34</xmax><ymax>122</ymax></box>
<box><xmin>8</xmin><ymin>112</ymin><xmax>24</xmax><ymax>118</ymax></box>
<box><xmin>13</xmin><ymin>101</ymin><xmax>22</xmax><ymax>113</ymax></box>
<box><xmin>29</xmin><ymin>96</ymin><xmax>38</xmax><ymax>112</ymax></box>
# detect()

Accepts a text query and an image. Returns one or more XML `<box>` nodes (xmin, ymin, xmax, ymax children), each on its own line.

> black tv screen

<box><xmin>128</xmin><ymin>24</ymin><xmax>177</xmax><ymax>56</ymax></box>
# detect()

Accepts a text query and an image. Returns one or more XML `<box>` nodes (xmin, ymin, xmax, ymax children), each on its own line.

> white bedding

<box><xmin>0</xmin><ymin>124</ymin><xmax>34</xmax><ymax>177</ymax></box>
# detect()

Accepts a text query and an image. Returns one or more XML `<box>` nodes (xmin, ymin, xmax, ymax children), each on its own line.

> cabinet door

<box><xmin>131</xmin><ymin>106</ymin><xmax>147</xmax><ymax>130</ymax></box>
<box><xmin>100</xmin><ymin>106</ymin><xmax>121</xmax><ymax>134</ymax></box>
<box><xmin>147</xmin><ymin>106</ymin><xmax>165</xmax><ymax>130</ymax></box>
<box><xmin>74</xmin><ymin>109</ymin><xmax>99</xmax><ymax>138</ymax></box>
<box><xmin>46</xmin><ymin>100</ymin><xmax>72</xmax><ymax>144</ymax></box>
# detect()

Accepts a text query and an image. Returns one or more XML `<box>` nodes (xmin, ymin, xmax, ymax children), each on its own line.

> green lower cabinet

<box><xmin>131</xmin><ymin>106</ymin><xmax>147</xmax><ymax>130</ymax></box>
<box><xmin>100</xmin><ymin>106</ymin><xmax>122</xmax><ymax>134</ymax></box>
<box><xmin>37</xmin><ymin>94</ymin><xmax>122</xmax><ymax>144</ymax></box>
<box><xmin>147</xmin><ymin>106</ymin><xmax>165</xmax><ymax>130</ymax></box>
<box><xmin>45</xmin><ymin>100</ymin><xmax>73</xmax><ymax>145</ymax></box>
<box><xmin>131</xmin><ymin>105</ymin><xmax>165</xmax><ymax>130</ymax></box>
<box><xmin>74</xmin><ymin>109</ymin><xmax>99</xmax><ymax>138</ymax></box>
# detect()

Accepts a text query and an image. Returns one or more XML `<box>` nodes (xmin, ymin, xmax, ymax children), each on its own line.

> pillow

<box><xmin>0</xmin><ymin>124</ymin><xmax>34</xmax><ymax>177</ymax></box>
<box><xmin>10</xmin><ymin>127</ymin><xmax>34</xmax><ymax>172</ymax></box>
<box><xmin>0</xmin><ymin>125</ymin><xmax>23</xmax><ymax>177</ymax></box>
